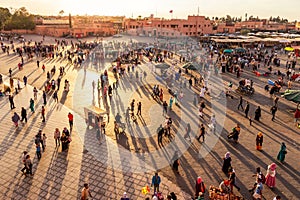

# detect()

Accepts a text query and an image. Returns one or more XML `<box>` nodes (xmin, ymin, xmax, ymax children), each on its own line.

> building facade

<box><xmin>124</xmin><ymin>15</ymin><xmax>298</xmax><ymax>36</ymax></box>
<box><xmin>6</xmin><ymin>14</ymin><xmax>298</xmax><ymax>37</ymax></box>
<box><xmin>123</xmin><ymin>15</ymin><xmax>213</xmax><ymax>37</ymax></box>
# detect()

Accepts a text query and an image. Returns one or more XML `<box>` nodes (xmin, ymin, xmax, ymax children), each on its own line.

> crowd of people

<box><xmin>0</xmin><ymin>33</ymin><xmax>299</xmax><ymax>200</ymax></box>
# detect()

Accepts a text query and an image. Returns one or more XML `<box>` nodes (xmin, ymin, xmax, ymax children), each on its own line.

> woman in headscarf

<box><xmin>277</xmin><ymin>142</ymin><xmax>287</xmax><ymax>162</ymax></box>
<box><xmin>195</xmin><ymin>176</ymin><xmax>205</xmax><ymax>198</ymax></box>
<box><xmin>265</xmin><ymin>163</ymin><xmax>276</xmax><ymax>188</ymax></box>
<box><xmin>29</xmin><ymin>98</ymin><xmax>35</xmax><ymax>113</ymax></box>
<box><xmin>256</xmin><ymin>132</ymin><xmax>263</xmax><ymax>150</ymax></box>
<box><xmin>12</xmin><ymin>112</ymin><xmax>20</xmax><ymax>127</ymax></box>
<box><xmin>222</xmin><ymin>152</ymin><xmax>231</xmax><ymax>175</ymax></box>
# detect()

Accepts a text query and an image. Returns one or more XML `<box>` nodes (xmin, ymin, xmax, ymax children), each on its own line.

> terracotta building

<box><xmin>7</xmin><ymin>14</ymin><xmax>298</xmax><ymax>37</ymax></box>
<box><xmin>124</xmin><ymin>15</ymin><xmax>298</xmax><ymax>36</ymax></box>
<box><xmin>123</xmin><ymin>15</ymin><xmax>213</xmax><ymax>37</ymax></box>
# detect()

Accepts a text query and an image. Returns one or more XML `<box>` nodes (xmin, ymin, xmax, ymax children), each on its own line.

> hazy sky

<box><xmin>1</xmin><ymin>0</ymin><xmax>299</xmax><ymax>21</ymax></box>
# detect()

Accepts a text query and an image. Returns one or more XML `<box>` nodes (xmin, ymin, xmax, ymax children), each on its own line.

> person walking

<box><xmin>12</xmin><ymin>112</ymin><xmax>20</xmax><ymax>127</ymax></box>
<box><xmin>33</xmin><ymin>87</ymin><xmax>38</xmax><ymax>99</ymax></box>
<box><xmin>159</xmin><ymin>89</ymin><xmax>163</xmax><ymax>102</ymax></box>
<box><xmin>270</xmin><ymin>105</ymin><xmax>278</xmax><ymax>121</ymax></box>
<box><xmin>237</xmin><ymin>96</ymin><xmax>244</xmax><ymax>110</ymax></box>
<box><xmin>9</xmin><ymin>68</ymin><xmax>12</xmax><ymax>77</ymax></box>
<box><xmin>53</xmin><ymin>90</ymin><xmax>58</xmax><ymax>103</ymax></box>
<box><xmin>274</xmin><ymin>97</ymin><xmax>279</xmax><ymax>107</ymax></box>
<box><xmin>41</xmin><ymin>106</ymin><xmax>45</xmax><ymax>122</ymax></box>
<box><xmin>54</xmin><ymin>128</ymin><xmax>61</xmax><ymax>147</ymax></box>
<box><xmin>42</xmin><ymin>134</ymin><xmax>47</xmax><ymax>150</ymax></box>
<box><xmin>36</xmin><ymin>130</ymin><xmax>45</xmax><ymax>151</ymax></box>
<box><xmin>249</xmin><ymin>167</ymin><xmax>264</xmax><ymax>193</ymax></box>
<box><xmin>151</xmin><ymin>172</ymin><xmax>161</xmax><ymax>193</ymax></box>
<box><xmin>57</xmin><ymin>76</ymin><xmax>61</xmax><ymax>90</ymax></box>
<box><xmin>169</xmin><ymin>97</ymin><xmax>174</xmax><ymax>110</ymax></box>
<box><xmin>222</xmin><ymin>152</ymin><xmax>232</xmax><ymax>175</ymax></box>
<box><xmin>62</xmin><ymin>127</ymin><xmax>70</xmax><ymax>137</ymax></box>
<box><xmin>61</xmin><ymin>132</ymin><xmax>68</xmax><ymax>151</ymax></box>
<box><xmin>42</xmin><ymin>91</ymin><xmax>47</xmax><ymax>105</ymax></box>
<box><xmin>68</xmin><ymin>112</ymin><xmax>74</xmax><ymax>130</ymax></box>
<box><xmin>23</xmin><ymin>75</ymin><xmax>27</xmax><ymax>86</ymax></box>
<box><xmin>20</xmin><ymin>151</ymin><xmax>28</xmax><ymax>174</ymax></box>
<box><xmin>245</xmin><ymin>101</ymin><xmax>250</xmax><ymax>118</ymax></box>
<box><xmin>25</xmin><ymin>154</ymin><xmax>33</xmax><ymax>176</ymax></box>
<box><xmin>130</xmin><ymin>99</ymin><xmax>135</xmax><ymax>113</ymax></box>
<box><xmin>29</xmin><ymin>98</ymin><xmax>35</xmax><ymax>113</ymax></box>
<box><xmin>277</xmin><ymin>142</ymin><xmax>287</xmax><ymax>163</ymax></box>
<box><xmin>81</xmin><ymin>183</ymin><xmax>93</xmax><ymax>200</ymax></box>
<box><xmin>9</xmin><ymin>94</ymin><xmax>16</xmax><ymax>109</ymax></box>
<box><xmin>36</xmin><ymin>144</ymin><xmax>42</xmax><ymax>160</ymax></box>
<box><xmin>265</xmin><ymin>163</ymin><xmax>276</xmax><ymax>188</ymax></box>
<box><xmin>188</xmin><ymin>78</ymin><xmax>192</xmax><ymax>89</ymax></box>
<box><xmin>20</xmin><ymin>107</ymin><xmax>27</xmax><ymax>123</ymax></box>
<box><xmin>195</xmin><ymin>176</ymin><xmax>206</xmax><ymax>199</ymax></box>
<box><xmin>162</xmin><ymin>101</ymin><xmax>168</xmax><ymax>116</ymax></box>
<box><xmin>228</xmin><ymin>168</ymin><xmax>240</xmax><ymax>192</ymax></box>
<box><xmin>199</xmin><ymin>102</ymin><xmax>205</xmax><ymax>118</ymax></box>
<box><xmin>157</xmin><ymin>124</ymin><xmax>164</xmax><ymax>145</ymax></box>
<box><xmin>42</xmin><ymin>64</ymin><xmax>45</xmax><ymax>72</ymax></box>
<box><xmin>165</xmin><ymin>117</ymin><xmax>173</xmax><ymax>138</ymax></box>
<box><xmin>256</xmin><ymin>132</ymin><xmax>263</xmax><ymax>151</ymax></box>
<box><xmin>254</xmin><ymin>106</ymin><xmax>261</xmax><ymax>121</ymax></box>
<box><xmin>252</xmin><ymin>178</ymin><xmax>263</xmax><ymax>200</ymax></box>
<box><xmin>184</xmin><ymin>123</ymin><xmax>191</xmax><ymax>140</ymax></box>
<box><xmin>137</xmin><ymin>102</ymin><xmax>142</xmax><ymax>115</ymax></box>
<box><xmin>197</xmin><ymin>124</ymin><xmax>206</xmax><ymax>142</ymax></box>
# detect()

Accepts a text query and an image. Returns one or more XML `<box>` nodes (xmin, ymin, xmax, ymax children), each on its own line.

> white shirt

<box><xmin>200</xmin><ymin>87</ymin><xmax>206</xmax><ymax>98</ymax></box>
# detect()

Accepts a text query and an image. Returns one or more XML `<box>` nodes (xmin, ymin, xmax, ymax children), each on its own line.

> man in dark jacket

<box><xmin>20</xmin><ymin>107</ymin><xmax>27</xmax><ymax>123</ymax></box>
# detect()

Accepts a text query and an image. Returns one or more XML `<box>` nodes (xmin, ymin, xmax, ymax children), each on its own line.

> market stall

<box><xmin>84</xmin><ymin>105</ymin><xmax>109</xmax><ymax>128</ymax></box>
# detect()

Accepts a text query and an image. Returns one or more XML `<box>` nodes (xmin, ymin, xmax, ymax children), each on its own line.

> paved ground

<box><xmin>0</xmin><ymin>35</ymin><xmax>299</xmax><ymax>200</ymax></box>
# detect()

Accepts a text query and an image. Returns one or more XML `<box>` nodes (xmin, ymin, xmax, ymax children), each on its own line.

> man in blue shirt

<box><xmin>253</xmin><ymin>179</ymin><xmax>263</xmax><ymax>199</ymax></box>
<box><xmin>151</xmin><ymin>172</ymin><xmax>161</xmax><ymax>193</ymax></box>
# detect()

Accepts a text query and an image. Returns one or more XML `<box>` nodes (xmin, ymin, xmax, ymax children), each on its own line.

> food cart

<box><xmin>84</xmin><ymin>105</ymin><xmax>109</xmax><ymax>129</ymax></box>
